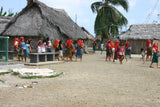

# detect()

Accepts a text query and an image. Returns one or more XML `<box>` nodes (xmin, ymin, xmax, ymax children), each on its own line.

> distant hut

<box><xmin>1</xmin><ymin>0</ymin><xmax>88</xmax><ymax>51</ymax></box>
<box><xmin>118</xmin><ymin>24</ymin><xmax>160</xmax><ymax>54</ymax></box>
<box><xmin>81</xmin><ymin>27</ymin><xmax>95</xmax><ymax>53</ymax></box>
<box><xmin>0</xmin><ymin>16</ymin><xmax>12</xmax><ymax>34</ymax></box>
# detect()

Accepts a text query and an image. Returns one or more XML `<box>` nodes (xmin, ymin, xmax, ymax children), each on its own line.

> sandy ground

<box><xmin>0</xmin><ymin>51</ymin><xmax>160</xmax><ymax>107</ymax></box>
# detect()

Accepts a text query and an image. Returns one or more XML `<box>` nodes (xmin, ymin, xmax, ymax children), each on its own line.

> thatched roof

<box><xmin>1</xmin><ymin>0</ymin><xmax>88</xmax><ymax>40</ymax></box>
<box><xmin>119</xmin><ymin>24</ymin><xmax>160</xmax><ymax>40</ymax></box>
<box><xmin>81</xmin><ymin>27</ymin><xmax>94</xmax><ymax>40</ymax></box>
<box><xmin>0</xmin><ymin>16</ymin><xmax>12</xmax><ymax>34</ymax></box>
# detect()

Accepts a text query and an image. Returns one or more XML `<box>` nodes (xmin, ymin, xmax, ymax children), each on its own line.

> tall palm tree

<box><xmin>91</xmin><ymin>0</ymin><xmax>129</xmax><ymax>41</ymax></box>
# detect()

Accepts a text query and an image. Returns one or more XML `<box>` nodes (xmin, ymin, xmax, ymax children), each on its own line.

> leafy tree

<box><xmin>91</xmin><ymin>0</ymin><xmax>129</xmax><ymax>41</ymax></box>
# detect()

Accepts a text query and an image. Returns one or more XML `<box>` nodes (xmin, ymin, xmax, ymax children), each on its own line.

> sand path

<box><xmin>0</xmin><ymin>52</ymin><xmax>160</xmax><ymax>107</ymax></box>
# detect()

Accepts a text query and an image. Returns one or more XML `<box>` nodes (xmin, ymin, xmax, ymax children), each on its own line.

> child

<box><xmin>119</xmin><ymin>42</ymin><xmax>125</xmax><ymax>64</ymax></box>
<box><xmin>125</xmin><ymin>41</ymin><xmax>131</xmax><ymax>61</ymax></box>
<box><xmin>100</xmin><ymin>42</ymin><xmax>104</xmax><ymax>54</ymax></box>
<box><xmin>140</xmin><ymin>48</ymin><xmax>145</xmax><ymax>64</ymax></box>
<box><xmin>18</xmin><ymin>37</ymin><xmax>25</xmax><ymax>62</ymax></box>
<box><xmin>150</xmin><ymin>43</ymin><xmax>159</xmax><ymax>68</ymax></box>
<box><xmin>106</xmin><ymin>40</ymin><xmax>112</xmax><ymax>61</ymax></box>
<box><xmin>23</xmin><ymin>39</ymin><xmax>31</xmax><ymax>62</ymax></box>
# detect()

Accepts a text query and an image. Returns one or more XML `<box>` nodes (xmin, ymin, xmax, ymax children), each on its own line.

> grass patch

<box><xmin>11</xmin><ymin>72</ymin><xmax>20</xmax><ymax>76</ymax></box>
<box><xmin>0</xmin><ymin>79</ymin><xmax>5</xmax><ymax>83</ymax></box>
<box><xmin>20</xmin><ymin>72</ymin><xmax>63</xmax><ymax>79</ymax></box>
<box><xmin>0</xmin><ymin>69</ymin><xmax>14</xmax><ymax>75</ymax></box>
<box><xmin>0</xmin><ymin>72</ymin><xmax>10</xmax><ymax>75</ymax></box>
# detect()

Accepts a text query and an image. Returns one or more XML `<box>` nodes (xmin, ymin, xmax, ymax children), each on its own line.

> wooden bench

<box><xmin>29</xmin><ymin>52</ymin><xmax>55</xmax><ymax>63</ymax></box>
<box><xmin>0</xmin><ymin>51</ymin><xmax>15</xmax><ymax>60</ymax></box>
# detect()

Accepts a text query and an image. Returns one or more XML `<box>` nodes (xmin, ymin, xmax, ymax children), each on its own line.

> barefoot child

<box><xmin>106</xmin><ymin>40</ymin><xmax>112</xmax><ymax>61</ymax></box>
<box><xmin>150</xmin><ymin>43</ymin><xmax>159</xmax><ymax>68</ymax></box>
<box><xmin>119</xmin><ymin>42</ymin><xmax>125</xmax><ymax>64</ymax></box>
<box><xmin>140</xmin><ymin>48</ymin><xmax>145</xmax><ymax>64</ymax></box>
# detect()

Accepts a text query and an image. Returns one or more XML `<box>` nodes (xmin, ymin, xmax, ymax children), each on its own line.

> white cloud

<box><xmin>129</xmin><ymin>0</ymin><xmax>136</xmax><ymax>10</ymax></box>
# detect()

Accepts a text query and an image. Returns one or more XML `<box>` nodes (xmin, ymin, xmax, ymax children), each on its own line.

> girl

<box><xmin>18</xmin><ymin>37</ymin><xmax>25</xmax><ymax>62</ymax></box>
<box><xmin>125</xmin><ymin>41</ymin><xmax>131</xmax><ymax>61</ymax></box>
<box><xmin>100</xmin><ymin>42</ymin><xmax>104</xmax><ymax>54</ymax></box>
<box><xmin>75</xmin><ymin>40</ymin><xmax>83</xmax><ymax>61</ymax></box>
<box><xmin>93</xmin><ymin>41</ymin><xmax>96</xmax><ymax>53</ymax></box>
<box><xmin>36</xmin><ymin>40</ymin><xmax>42</xmax><ymax>53</ymax></box>
<box><xmin>119</xmin><ymin>42</ymin><xmax>125</xmax><ymax>64</ymax></box>
<box><xmin>106</xmin><ymin>40</ymin><xmax>112</xmax><ymax>61</ymax></box>
<box><xmin>150</xmin><ymin>43</ymin><xmax>159</xmax><ymax>68</ymax></box>
<box><xmin>140</xmin><ymin>48</ymin><xmax>145</xmax><ymax>64</ymax></box>
<box><xmin>23</xmin><ymin>39</ymin><xmax>31</xmax><ymax>62</ymax></box>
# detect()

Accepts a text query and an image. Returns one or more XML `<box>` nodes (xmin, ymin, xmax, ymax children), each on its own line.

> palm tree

<box><xmin>91</xmin><ymin>0</ymin><xmax>129</xmax><ymax>41</ymax></box>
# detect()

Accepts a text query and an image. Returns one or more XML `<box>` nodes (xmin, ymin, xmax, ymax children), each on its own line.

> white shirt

<box><xmin>101</xmin><ymin>44</ymin><xmax>104</xmax><ymax>49</ymax></box>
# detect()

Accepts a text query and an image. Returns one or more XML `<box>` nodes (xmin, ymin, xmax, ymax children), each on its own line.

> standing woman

<box><xmin>75</xmin><ymin>40</ymin><xmax>83</xmax><ymax>61</ymax></box>
<box><xmin>105</xmin><ymin>40</ymin><xmax>112</xmax><ymax>61</ymax></box>
<box><xmin>113</xmin><ymin>41</ymin><xmax>120</xmax><ymax>62</ymax></box>
<box><xmin>93</xmin><ymin>41</ymin><xmax>96</xmax><ymax>53</ymax></box>
<box><xmin>66</xmin><ymin>39</ymin><xmax>73</xmax><ymax>61</ymax></box>
<box><xmin>119</xmin><ymin>42</ymin><xmax>125</xmax><ymax>64</ymax></box>
<box><xmin>59</xmin><ymin>40</ymin><xmax>64</xmax><ymax>61</ymax></box>
<box><xmin>54</xmin><ymin>39</ymin><xmax>60</xmax><ymax>61</ymax></box>
<box><xmin>150</xmin><ymin>43</ymin><xmax>159</xmax><ymax>68</ymax></box>
<box><xmin>18</xmin><ymin>37</ymin><xmax>25</xmax><ymax>62</ymax></box>
<box><xmin>146</xmin><ymin>40</ymin><xmax>152</xmax><ymax>61</ymax></box>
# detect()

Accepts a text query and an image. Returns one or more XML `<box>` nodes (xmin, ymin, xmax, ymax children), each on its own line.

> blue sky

<box><xmin>0</xmin><ymin>0</ymin><xmax>160</xmax><ymax>36</ymax></box>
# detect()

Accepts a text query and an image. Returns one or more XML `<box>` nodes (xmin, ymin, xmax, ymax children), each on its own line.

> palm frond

<box><xmin>91</xmin><ymin>2</ymin><xmax>103</xmax><ymax>13</ymax></box>
<box><xmin>109</xmin><ymin>0</ymin><xmax>128</xmax><ymax>12</ymax></box>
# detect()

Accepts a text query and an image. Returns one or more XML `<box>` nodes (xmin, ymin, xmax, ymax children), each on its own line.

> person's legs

<box><xmin>80</xmin><ymin>57</ymin><xmax>82</xmax><ymax>61</ymax></box>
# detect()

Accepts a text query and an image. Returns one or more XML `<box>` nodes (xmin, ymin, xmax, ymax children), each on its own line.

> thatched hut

<box><xmin>1</xmin><ymin>0</ymin><xmax>88</xmax><ymax>51</ymax></box>
<box><xmin>118</xmin><ymin>24</ymin><xmax>160</xmax><ymax>54</ymax></box>
<box><xmin>0</xmin><ymin>16</ymin><xmax>12</xmax><ymax>34</ymax></box>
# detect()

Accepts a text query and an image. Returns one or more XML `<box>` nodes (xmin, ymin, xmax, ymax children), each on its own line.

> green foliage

<box><xmin>91</xmin><ymin>0</ymin><xmax>129</xmax><ymax>40</ymax></box>
<box><xmin>0</xmin><ymin>79</ymin><xmax>5</xmax><ymax>83</ymax></box>
<box><xmin>0</xmin><ymin>71</ymin><xmax>10</xmax><ymax>75</ymax></box>
<box><xmin>0</xmin><ymin>6</ymin><xmax>17</xmax><ymax>17</ymax></box>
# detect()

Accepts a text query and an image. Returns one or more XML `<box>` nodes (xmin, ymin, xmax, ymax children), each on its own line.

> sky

<box><xmin>0</xmin><ymin>0</ymin><xmax>160</xmax><ymax>36</ymax></box>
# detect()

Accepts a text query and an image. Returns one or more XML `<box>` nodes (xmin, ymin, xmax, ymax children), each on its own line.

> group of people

<box><xmin>104</xmin><ymin>40</ymin><xmax>131</xmax><ymax>64</ymax></box>
<box><xmin>13</xmin><ymin>37</ymin><xmax>84</xmax><ymax>62</ymax></box>
<box><xmin>93</xmin><ymin>40</ymin><xmax>132</xmax><ymax>64</ymax></box>
<box><xmin>93</xmin><ymin>39</ymin><xmax>159</xmax><ymax>68</ymax></box>
<box><xmin>13</xmin><ymin>37</ymin><xmax>32</xmax><ymax>62</ymax></box>
<box><xmin>141</xmin><ymin>40</ymin><xmax>159</xmax><ymax>68</ymax></box>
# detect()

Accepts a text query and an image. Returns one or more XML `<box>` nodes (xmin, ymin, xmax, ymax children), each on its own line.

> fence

<box><xmin>0</xmin><ymin>36</ymin><xmax>9</xmax><ymax>63</ymax></box>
